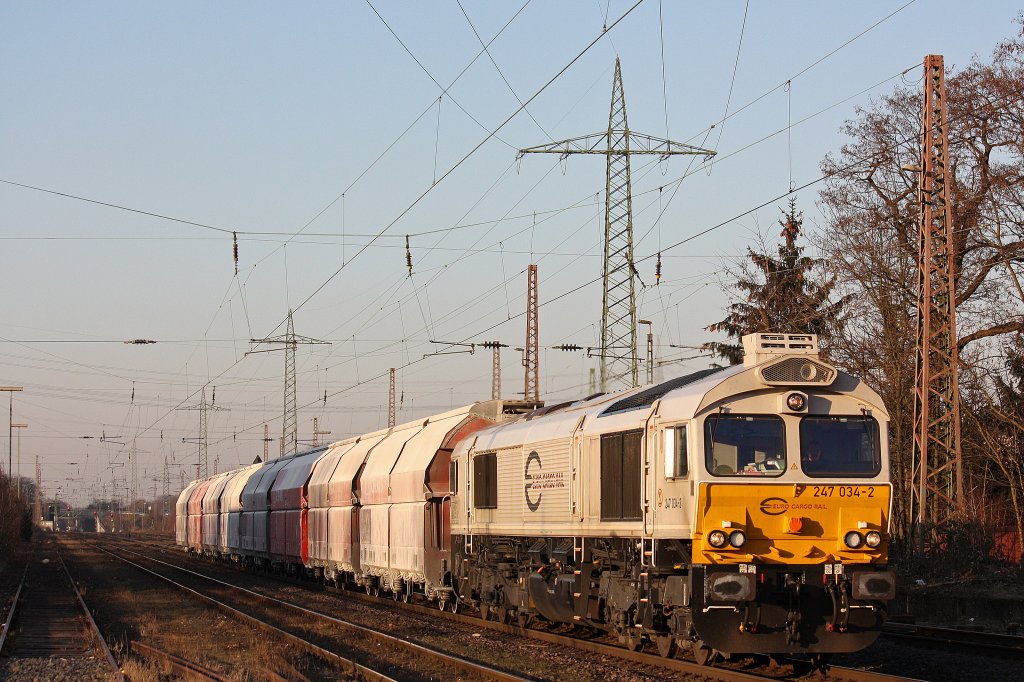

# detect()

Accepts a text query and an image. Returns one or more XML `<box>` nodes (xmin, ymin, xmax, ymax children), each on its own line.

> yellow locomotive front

<box><xmin>685</xmin><ymin>334</ymin><xmax>894</xmax><ymax>657</ymax></box>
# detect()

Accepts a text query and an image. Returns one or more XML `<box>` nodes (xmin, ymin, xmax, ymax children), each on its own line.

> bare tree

<box><xmin>818</xmin><ymin>19</ymin><xmax>1024</xmax><ymax>542</ymax></box>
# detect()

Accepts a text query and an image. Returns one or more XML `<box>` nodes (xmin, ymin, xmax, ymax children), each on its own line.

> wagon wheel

<box><xmin>448</xmin><ymin>598</ymin><xmax>462</xmax><ymax>614</ymax></box>
<box><xmin>692</xmin><ymin>639</ymin><xmax>718</xmax><ymax>666</ymax></box>
<box><xmin>655</xmin><ymin>635</ymin><xmax>678</xmax><ymax>659</ymax></box>
<box><xmin>622</xmin><ymin>633</ymin><xmax>644</xmax><ymax>652</ymax></box>
<box><xmin>516</xmin><ymin>612</ymin><xmax>532</xmax><ymax>629</ymax></box>
<box><xmin>498</xmin><ymin>607</ymin><xmax>513</xmax><ymax>625</ymax></box>
<box><xmin>400</xmin><ymin>590</ymin><xmax>410</xmax><ymax>603</ymax></box>
<box><xmin>478</xmin><ymin>604</ymin><xmax>490</xmax><ymax>621</ymax></box>
<box><xmin>437</xmin><ymin>596</ymin><xmax>447</xmax><ymax>611</ymax></box>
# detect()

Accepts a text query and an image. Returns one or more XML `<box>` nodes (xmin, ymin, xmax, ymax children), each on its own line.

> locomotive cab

<box><xmin>682</xmin><ymin>333</ymin><xmax>894</xmax><ymax>655</ymax></box>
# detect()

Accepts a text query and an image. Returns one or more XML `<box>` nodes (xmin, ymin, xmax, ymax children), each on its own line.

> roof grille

<box><xmin>759</xmin><ymin>357</ymin><xmax>836</xmax><ymax>386</ymax></box>
<box><xmin>601</xmin><ymin>367</ymin><xmax>726</xmax><ymax>416</ymax></box>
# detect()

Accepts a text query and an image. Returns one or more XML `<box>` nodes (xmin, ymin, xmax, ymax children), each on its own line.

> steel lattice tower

<box><xmin>284</xmin><ymin>312</ymin><xmax>298</xmax><ymax>450</ymax></box>
<box><xmin>250</xmin><ymin>310</ymin><xmax>328</xmax><ymax>457</ymax></box>
<box><xmin>491</xmin><ymin>344</ymin><xmax>501</xmax><ymax>399</ymax></box>
<box><xmin>525</xmin><ymin>265</ymin><xmax>539</xmax><ymax>402</ymax></box>
<box><xmin>388</xmin><ymin>368</ymin><xmax>396</xmax><ymax>428</ymax></box>
<box><xmin>910</xmin><ymin>54</ymin><xmax>964</xmax><ymax>538</ymax></box>
<box><xmin>479</xmin><ymin>341</ymin><xmax>507</xmax><ymax>400</ymax></box>
<box><xmin>34</xmin><ymin>455</ymin><xmax>41</xmax><ymax>523</ymax></box>
<box><xmin>519</xmin><ymin>59</ymin><xmax>714</xmax><ymax>391</ymax></box>
<box><xmin>177</xmin><ymin>388</ymin><xmax>226</xmax><ymax>479</ymax></box>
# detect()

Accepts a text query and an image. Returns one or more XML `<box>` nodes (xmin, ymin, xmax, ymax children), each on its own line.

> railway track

<box><xmin>85</xmin><ymin>539</ymin><xmax>532</xmax><ymax>682</ymax></box>
<box><xmin>0</xmin><ymin>540</ymin><xmax>122</xmax><ymax>681</ymax></box>
<box><xmin>96</xmin><ymin>535</ymin><xmax>923</xmax><ymax>682</ymax></box>
<box><xmin>882</xmin><ymin>622</ymin><xmax>1024</xmax><ymax>660</ymax></box>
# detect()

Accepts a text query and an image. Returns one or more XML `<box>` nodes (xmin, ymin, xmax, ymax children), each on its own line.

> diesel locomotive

<box><xmin>177</xmin><ymin>332</ymin><xmax>894</xmax><ymax>663</ymax></box>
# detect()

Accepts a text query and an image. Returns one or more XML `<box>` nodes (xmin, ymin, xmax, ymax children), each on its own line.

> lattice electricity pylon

<box><xmin>519</xmin><ymin>58</ymin><xmax>715</xmax><ymax>391</ymax></box>
<box><xmin>910</xmin><ymin>54</ymin><xmax>964</xmax><ymax>540</ymax></box>
<box><xmin>525</xmin><ymin>265</ymin><xmax>540</xmax><ymax>402</ymax></box>
<box><xmin>250</xmin><ymin>310</ymin><xmax>329</xmax><ymax>457</ymax></box>
<box><xmin>388</xmin><ymin>368</ymin><xmax>396</xmax><ymax>428</ymax></box>
<box><xmin>177</xmin><ymin>387</ymin><xmax>227</xmax><ymax>479</ymax></box>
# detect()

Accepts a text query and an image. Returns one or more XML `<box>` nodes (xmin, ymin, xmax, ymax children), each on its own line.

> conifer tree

<box><xmin>704</xmin><ymin>199</ymin><xmax>844</xmax><ymax>364</ymax></box>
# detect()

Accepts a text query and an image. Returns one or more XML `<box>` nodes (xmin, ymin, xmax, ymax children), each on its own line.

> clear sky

<box><xmin>1</xmin><ymin>1</ymin><xmax>1020</xmax><ymax>505</ymax></box>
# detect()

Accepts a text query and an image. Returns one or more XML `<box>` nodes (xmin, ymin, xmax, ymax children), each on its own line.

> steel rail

<box><xmin>104</xmin><ymin>537</ymin><xmax>919</xmax><ymax>682</ymax></box>
<box><xmin>882</xmin><ymin>622</ymin><xmax>1024</xmax><ymax>660</ymax></box>
<box><xmin>57</xmin><ymin>547</ymin><xmax>125</xmax><ymax>680</ymax></box>
<box><xmin>349</xmin><ymin>582</ymin><xmax>923</xmax><ymax>682</ymax></box>
<box><xmin>0</xmin><ymin>563</ymin><xmax>28</xmax><ymax>653</ymax></box>
<box><xmin>131</xmin><ymin>641</ymin><xmax>232</xmax><ymax>682</ymax></box>
<box><xmin>94</xmin><ymin>542</ymin><xmax>530</xmax><ymax>682</ymax></box>
<box><xmin>88</xmin><ymin>544</ymin><xmax>397</xmax><ymax>682</ymax></box>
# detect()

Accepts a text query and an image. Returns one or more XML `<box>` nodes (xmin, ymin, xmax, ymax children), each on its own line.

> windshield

<box><xmin>800</xmin><ymin>416</ymin><xmax>881</xmax><ymax>477</ymax></box>
<box><xmin>704</xmin><ymin>415</ymin><xmax>785</xmax><ymax>477</ymax></box>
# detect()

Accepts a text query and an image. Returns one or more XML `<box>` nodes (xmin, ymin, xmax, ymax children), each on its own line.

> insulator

<box><xmin>323</xmin><ymin>390</ymin><xmax>327</xmax><ymax>406</ymax></box>
<box><xmin>212</xmin><ymin>386</ymin><xmax>216</xmax><ymax>405</ymax></box>
<box><xmin>405</xmin><ymin>235</ymin><xmax>413</xmax><ymax>276</ymax></box>
<box><xmin>233</xmin><ymin>232</ymin><xmax>239</xmax><ymax>275</ymax></box>
<box><xmin>656</xmin><ymin>252</ymin><xmax>662</xmax><ymax>283</ymax></box>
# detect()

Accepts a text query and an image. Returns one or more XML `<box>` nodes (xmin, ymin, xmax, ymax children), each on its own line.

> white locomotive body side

<box><xmin>450</xmin><ymin>334</ymin><xmax>894</xmax><ymax>655</ymax></box>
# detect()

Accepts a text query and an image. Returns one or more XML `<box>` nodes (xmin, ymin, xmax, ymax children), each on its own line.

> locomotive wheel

<box><xmin>692</xmin><ymin>640</ymin><xmax>717</xmax><ymax>666</ymax></box>
<box><xmin>655</xmin><ymin>635</ymin><xmax>678</xmax><ymax>659</ymax></box>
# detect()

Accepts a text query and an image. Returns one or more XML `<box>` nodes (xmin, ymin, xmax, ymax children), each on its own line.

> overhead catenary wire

<box><xmin>18</xmin><ymin>0</ymin><xmax>942</xmax><ymax>493</ymax></box>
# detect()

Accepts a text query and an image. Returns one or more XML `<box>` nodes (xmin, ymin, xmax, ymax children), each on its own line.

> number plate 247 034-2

<box><xmin>806</xmin><ymin>485</ymin><xmax>876</xmax><ymax>498</ymax></box>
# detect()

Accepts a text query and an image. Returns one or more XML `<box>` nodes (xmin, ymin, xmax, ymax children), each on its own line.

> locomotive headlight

<box><xmin>729</xmin><ymin>530</ymin><xmax>746</xmax><ymax>548</ymax></box>
<box><xmin>786</xmin><ymin>392</ymin><xmax>807</xmax><ymax>411</ymax></box>
<box><xmin>865</xmin><ymin>531</ymin><xmax>882</xmax><ymax>548</ymax></box>
<box><xmin>844</xmin><ymin>531</ymin><xmax>864</xmax><ymax>549</ymax></box>
<box><xmin>708</xmin><ymin>530</ymin><xmax>728</xmax><ymax>548</ymax></box>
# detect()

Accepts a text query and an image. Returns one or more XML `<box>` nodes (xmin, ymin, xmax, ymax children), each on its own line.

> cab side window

<box><xmin>665</xmin><ymin>425</ymin><xmax>688</xmax><ymax>478</ymax></box>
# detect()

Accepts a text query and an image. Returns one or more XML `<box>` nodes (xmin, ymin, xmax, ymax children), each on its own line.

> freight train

<box><xmin>176</xmin><ymin>333</ymin><xmax>895</xmax><ymax>663</ymax></box>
